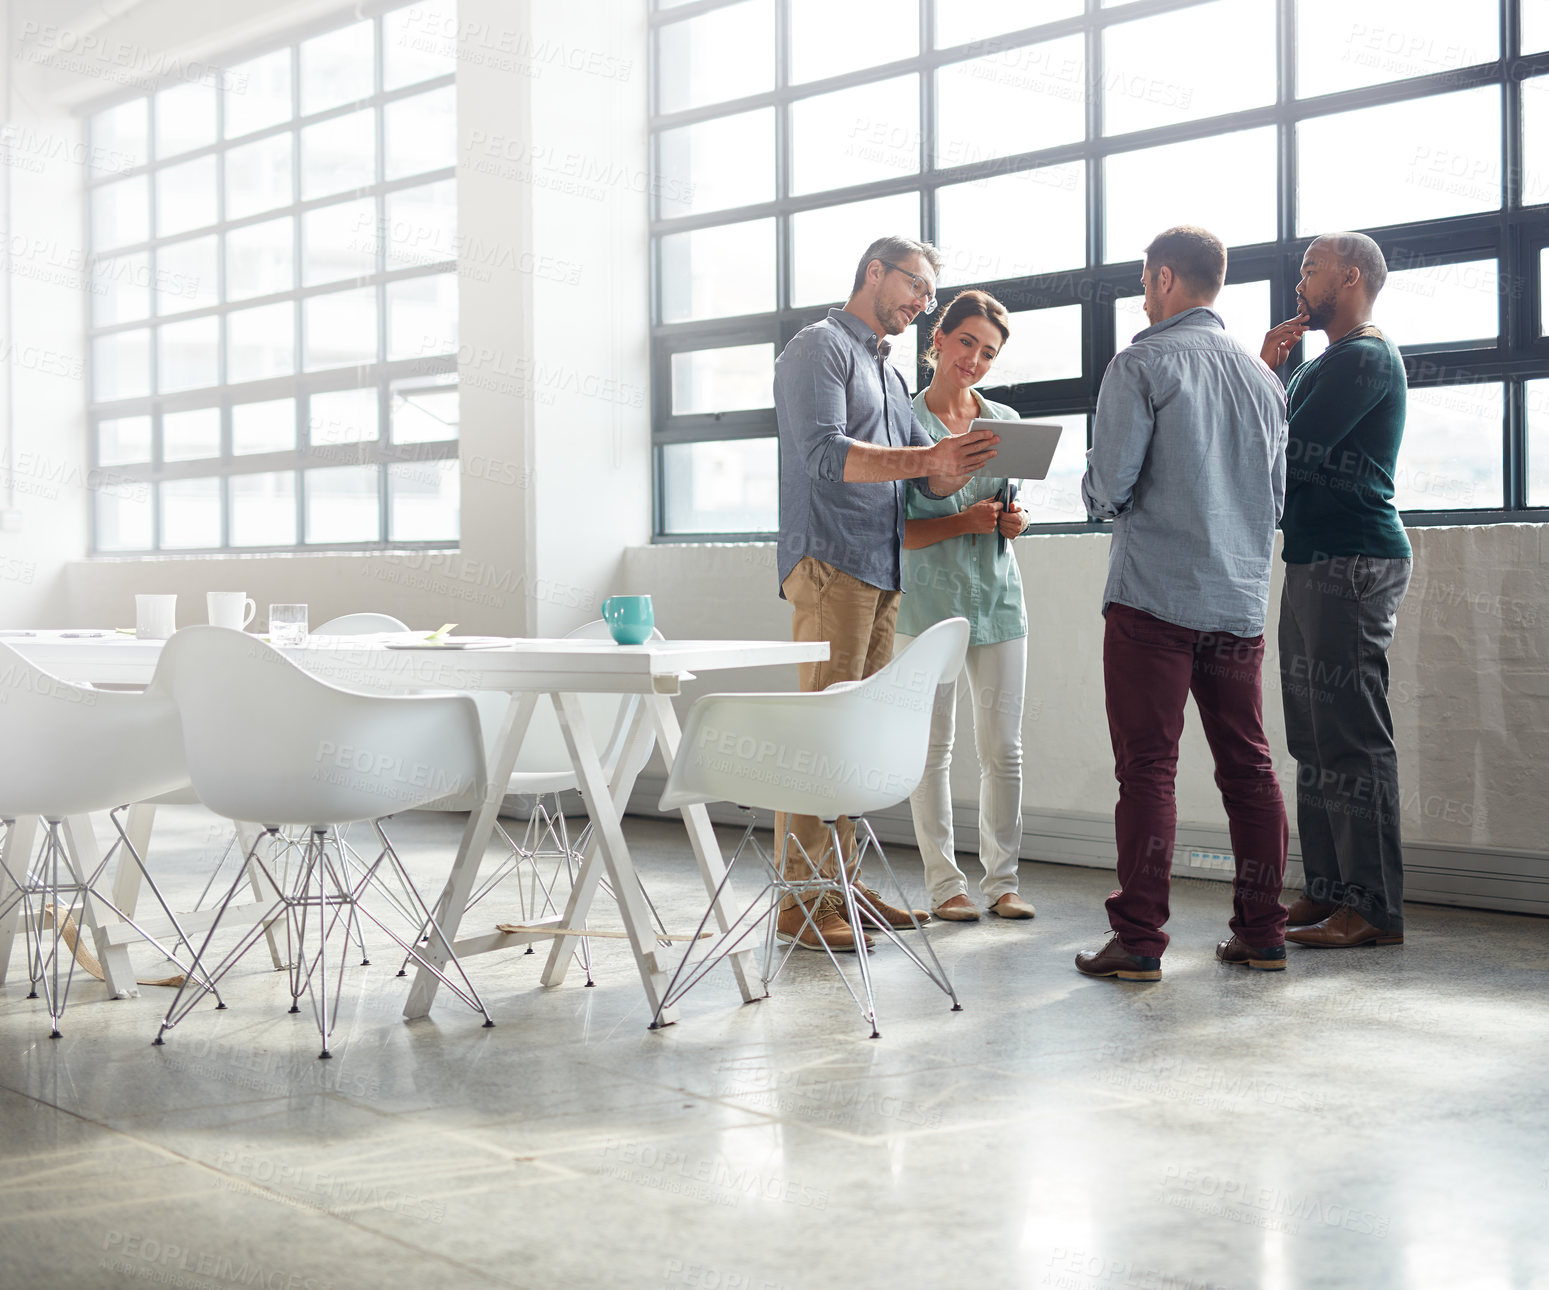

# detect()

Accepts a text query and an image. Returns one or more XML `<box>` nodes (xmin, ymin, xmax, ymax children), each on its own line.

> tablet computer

<box><xmin>967</xmin><ymin>419</ymin><xmax>1064</xmax><ymax>479</ymax></box>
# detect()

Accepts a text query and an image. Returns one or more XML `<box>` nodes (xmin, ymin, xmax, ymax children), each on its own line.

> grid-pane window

<box><xmin>791</xmin><ymin>193</ymin><xmax>919</xmax><ymax>308</ymax></box>
<box><xmin>935</xmin><ymin>164</ymin><xmax>1084</xmax><ymax>288</ymax></box>
<box><xmin>1296</xmin><ymin>89</ymin><xmax>1501</xmax><ymax>234</ymax></box>
<box><xmin>936</xmin><ymin>37</ymin><xmax>1084</xmax><ymax>166</ymax></box>
<box><xmin>1296</xmin><ymin>0</ymin><xmax>1498</xmax><ymax>98</ymax></box>
<box><xmin>650</xmin><ymin>0</ymin><xmax>1549</xmax><ymax>537</ymax></box>
<box><xmin>1526</xmin><ymin>76</ymin><xmax>1549</xmax><ymax>209</ymax></box>
<box><xmin>994</xmin><ymin>308</ymin><xmax>1082</xmax><ymax>386</ymax></box>
<box><xmin>86</xmin><ymin>3</ymin><xmax>458</xmax><ymax>553</ymax></box>
<box><xmin>657</xmin><ymin>0</ymin><xmax>774</xmax><ymax>115</ymax></box>
<box><xmin>1102</xmin><ymin>0</ymin><xmax>1274</xmax><ymax>136</ymax></box>
<box><xmin>1107</xmin><ymin>128</ymin><xmax>1278</xmax><ymax>258</ymax></box>
<box><xmin>788</xmin><ymin>0</ymin><xmax>916</xmax><ymax>85</ymax></box>
<box><xmin>662</xmin><ymin>439</ymin><xmax>780</xmax><ymax>533</ymax></box>
<box><xmin>1375</xmin><ymin>261</ymin><xmax>1500</xmax><ymax>346</ymax></box>
<box><xmin>1017</xmin><ymin>413</ymin><xmax>1088</xmax><ymax>526</ymax></box>
<box><xmin>1528</xmin><ymin>380</ymin><xmax>1549</xmax><ymax>506</ymax></box>
<box><xmin>1397</xmin><ymin>385</ymin><xmax>1504</xmax><ymax>512</ymax></box>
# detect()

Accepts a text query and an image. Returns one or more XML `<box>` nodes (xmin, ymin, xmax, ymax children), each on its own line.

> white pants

<box><xmin>895</xmin><ymin>634</ymin><xmax>1027</xmax><ymax>906</ymax></box>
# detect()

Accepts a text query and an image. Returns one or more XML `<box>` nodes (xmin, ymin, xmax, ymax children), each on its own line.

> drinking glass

<box><xmin>269</xmin><ymin>603</ymin><xmax>308</xmax><ymax>646</ymax></box>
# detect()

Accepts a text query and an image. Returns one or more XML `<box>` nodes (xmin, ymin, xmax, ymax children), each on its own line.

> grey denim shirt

<box><xmin>1082</xmin><ymin>306</ymin><xmax>1288</xmax><ymax>637</ymax></box>
<box><xmin>774</xmin><ymin>309</ymin><xmax>936</xmax><ymax>596</ymax></box>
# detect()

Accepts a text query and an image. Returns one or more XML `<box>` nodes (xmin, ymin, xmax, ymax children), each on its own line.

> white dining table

<box><xmin>4</xmin><ymin>630</ymin><xmax>827</xmax><ymax>1026</ymax></box>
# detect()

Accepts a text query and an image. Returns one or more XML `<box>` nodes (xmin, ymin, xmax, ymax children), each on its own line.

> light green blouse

<box><xmin>898</xmin><ymin>390</ymin><xmax>1027</xmax><ymax>646</ymax></box>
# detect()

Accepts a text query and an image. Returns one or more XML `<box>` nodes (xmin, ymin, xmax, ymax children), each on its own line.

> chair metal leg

<box><xmin>693</xmin><ymin>814</ymin><xmax>956</xmax><ymax>1038</ymax></box>
<box><xmin>103</xmin><ymin>808</ymin><xmax>226</xmax><ymax>1006</ymax></box>
<box><xmin>315</xmin><ymin>830</ymin><xmax>333</xmax><ymax>1057</ymax></box>
<box><xmin>831</xmin><ymin>824</ymin><xmax>880</xmax><ymax>1038</ymax></box>
<box><xmin>367</xmin><ymin>820</ymin><xmax>493</xmax><ymax>1027</ymax></box>
<box><xmin>842</xmin><ymin>819</ymin><xmax>960</xmax><ymax>1013</ymax></box>
<box><xmin>28</xmin><ymin>821</ymin><xmax>122</xmax><ymax>1032</ymax></box>
<box><xmin>157</xmin><ymin>821</ymin><xmax>489</xmax><ymax>1057</ymax></box>
<box><xmin>329</xmin><ymin>826</ymin><xmax>375</xmax><ymax>965</ymax></box>
<box><xmin>156</xmin><ymin>831</ymin><xmax>285</xmax><ymax>1044</ymax></box>
<box><xmin>30</xmin><ymin>822</ymin><xmax>84</xmax><ymax>1037</ymax></box>
<box><xmin>648</xmin><ymin>814</ymin><xmax>776</xmax><ymax>1029</ymax></box>
<box><xmin>0</xmin><ymin>816</ymin><xmax>35</xmax><ymax>989</ymax></box>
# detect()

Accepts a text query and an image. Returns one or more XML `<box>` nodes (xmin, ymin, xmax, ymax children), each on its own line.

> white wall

<box><xmin>623</xmin><ymin>524</ymin><xmax>1549</xmax><ymax>914</ymax></box>
<box><xmin>0</xmin><ymin>0</ymin><xmax>649</xmax><ymax>635</ymax></box>
<box><xmin>0</xmin><ymin>27</ymin><xmax>93</xmax><ymax>624</ymax></box>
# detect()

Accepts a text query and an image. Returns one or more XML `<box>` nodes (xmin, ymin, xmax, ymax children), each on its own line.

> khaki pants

<box><xmin>775</xmin><ymin>557</ymin><xmax>900</xmax><ymax>909</ymax></box>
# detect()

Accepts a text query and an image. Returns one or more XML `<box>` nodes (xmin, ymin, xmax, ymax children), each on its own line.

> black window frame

<box><xmin>648</xmin><ymin>0</ymin><xmax>1549</xmax><ymax>541</ymax></box>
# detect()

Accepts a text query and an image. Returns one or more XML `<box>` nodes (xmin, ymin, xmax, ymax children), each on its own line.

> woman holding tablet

<box><xmin>898</xmin><ymin>289</ymin><xmax>1036</xmax><ymax>922</ymax></box>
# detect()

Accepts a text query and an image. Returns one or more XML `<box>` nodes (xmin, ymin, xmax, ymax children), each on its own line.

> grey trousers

<box><xmin>1278</xmin><ymin>555</ymin><xmax>1411</xmax><ymax>932</ymax></box>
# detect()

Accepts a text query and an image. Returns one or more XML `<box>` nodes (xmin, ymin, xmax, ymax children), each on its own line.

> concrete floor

<box><xmin>1</xmin><ymin>806</ymin><xmax>1546</xmax><ymax>1290</ymax></box>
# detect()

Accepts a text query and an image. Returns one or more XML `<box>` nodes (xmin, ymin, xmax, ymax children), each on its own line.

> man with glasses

<box><xmin>772</xmin><ymin>234</ymin><xmax>999</xmax><ymax>952</ymax></box>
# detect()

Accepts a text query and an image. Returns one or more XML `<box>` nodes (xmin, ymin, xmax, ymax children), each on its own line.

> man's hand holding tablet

<box><xmin>926</xmin><ymin>425</ymin><xmax>998</xmax><ymax>495</ymax></box>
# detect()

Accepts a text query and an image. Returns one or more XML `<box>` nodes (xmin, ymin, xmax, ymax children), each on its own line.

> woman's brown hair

<box><xmin>923</xmin><ymin>289</ymin><xmax>1011</xmax><ymax>370</ymax></box>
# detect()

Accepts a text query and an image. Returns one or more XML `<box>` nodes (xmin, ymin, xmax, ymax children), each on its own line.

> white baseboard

<box><xmin>538</xmin><ymin>777</ymin><xmax>1549</xmax><ymax>919</ymax></box>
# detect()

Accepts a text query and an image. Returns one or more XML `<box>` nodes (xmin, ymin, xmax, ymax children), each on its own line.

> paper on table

<box><xmin>383</xmin><ymin>636</ymin><xmax>512</xmax><ymax>650</ymax></box>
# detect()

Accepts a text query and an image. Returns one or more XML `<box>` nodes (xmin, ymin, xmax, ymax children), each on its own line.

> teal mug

<box><xmin>601</xmin><ymin>594</ymin><xmax>654</xmax><ymax>645</ymax></box>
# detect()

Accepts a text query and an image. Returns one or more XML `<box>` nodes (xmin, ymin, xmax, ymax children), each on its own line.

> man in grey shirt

<box><xmin>772</xmin><ymin>234</ymin><xmax>997</xmax><ymax>952</ymax></box>
<box><xmin>1075</xmin><ymin>225</ymin><xmax>1290</xmax><ymax>982</ymax></box>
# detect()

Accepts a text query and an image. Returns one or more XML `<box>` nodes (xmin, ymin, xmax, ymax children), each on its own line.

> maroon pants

<box><xmin>1102</xmin><ymin>604</ymin><xmax>1288</xmax><ymax>956</ymax></box>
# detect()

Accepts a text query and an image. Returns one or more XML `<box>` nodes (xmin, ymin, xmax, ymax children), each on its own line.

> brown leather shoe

<box><xmin>932</xmin><ymin>894</ymin><xmax>980</xmax><ymax>922</ymax></box>
<box><xmin>1216</xmin><ymin>935</ymin><xmax>1287</xmax><ymax>970</ymax></box>
<box><xmin>989</xmin><ymin>893</ymin><xmax>1037</xmax><ymax>920</ymax></box>
<box><xmin>853</xmin><ymin>883</ymin><xmax>929</xmax><ymax>930</ymax></box>
<box><xmin>1284</xmin><ymin>895</ymin><xmax>1336</xmax><ymax>926</ymax></box>
<box><xmin>1286</xmin><ymin>906</ymin><xmax>1403</xmax><ymax>947</ymax></box>
<box><xmin>775</xmin><ymin>895</ymin><xmax>872</xmax><ymax>952</ymax></box>
<box><xmin>1074</xmin><ymin>934</ymin><xmax>1161</xmax><ymax>981</ymax></box>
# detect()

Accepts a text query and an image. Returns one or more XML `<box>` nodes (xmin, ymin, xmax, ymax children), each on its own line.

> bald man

<box><xmin>1261</xmin><ymin>232</ymin><xmax>1411</xmax><ymax>950</ymax></box>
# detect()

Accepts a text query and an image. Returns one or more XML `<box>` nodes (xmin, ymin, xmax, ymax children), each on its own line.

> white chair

<box><xmin>654</xmin><ymin>618</ymin><xmax>971</xmax><ymax>1037</ymax></box>
<box><xmin>0</xmin><ymin>643</ymin><xmax>218</xmax><ymax>1036</ymax></box>
<box><xmin>302</xmin><ymin>613</ymin><xmax>414</xmax><ymax>952</ymax></box>
<box><xmin>148</xmin><ymin>626</ymin><xmax>494</xmax><ymax>1058</ymax></box>
<box><xmin>167</xmin><ymin>609</ymin><xmax>413</xmax><ymax>967</ymax></box>
<box><xmin>314</xmin><ymin>613</ymin><xmax>411</xmax><ymax>635</ymax></box>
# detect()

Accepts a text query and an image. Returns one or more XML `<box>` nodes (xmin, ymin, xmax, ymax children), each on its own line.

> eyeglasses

<box><xmin>878</xmin><ymin>261</ymin><xmax>938</xmax><ymax>314</ymax></box>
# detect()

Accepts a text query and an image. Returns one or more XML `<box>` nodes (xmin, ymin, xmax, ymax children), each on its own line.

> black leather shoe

<box><xmin>1075</xmin><ymin>934</ymin><xmax>1161</xmax><ymax>981</ymax></box>
<box><xmin>1216</xmin><ymin>935</ymin><xmax>1287</xmax><ymax>971</ymax></box>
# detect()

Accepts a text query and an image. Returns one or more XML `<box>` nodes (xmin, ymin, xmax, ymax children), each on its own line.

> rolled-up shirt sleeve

<box><xmin>1083</xmin><ymin>351</ymin><xmax>1154</xmax><ymax>521</ymax></box>
<box><xmin>775</xmin><ymin>333</ymin><xmax>853</xmax><ymax>482</ymax></box>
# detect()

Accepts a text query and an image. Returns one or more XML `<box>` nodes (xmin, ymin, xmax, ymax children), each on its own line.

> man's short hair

<box><xmin>1143</xmin><ymin>225</ymin><xmax>1227</xmax><ymax>299</ymax></box>
<box><xmin>851</xmin><ymin>235</ymin><xmax>944</xmax><ymax>296</ymax></box>
<box><xmin>1314</xmin><ymin>231</ymin><xmax>1388</xmax><ymax>300</ymax></box>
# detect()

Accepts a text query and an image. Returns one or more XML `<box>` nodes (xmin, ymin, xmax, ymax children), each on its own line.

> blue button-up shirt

<box><xmin>1082</xmin><ymin>306</ymin><xmax>1288</xmax><ymax>637</ymax></box>
<box><xmin>775</xmin><ymin>309</ymin><xmax>936</xmax><ymax>596</ymax></box>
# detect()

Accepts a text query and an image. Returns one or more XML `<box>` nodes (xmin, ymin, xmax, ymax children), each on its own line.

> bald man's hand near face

<box><xmin>1261</xmin><ymin>314</ymin><xmax>1309</xmax><ymax>370</ymax></box>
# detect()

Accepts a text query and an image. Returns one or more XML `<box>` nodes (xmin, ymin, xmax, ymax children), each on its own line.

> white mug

<box><xmin>135</xmin><ymin>594</ymin><xmax>177</xmax><ymax>640</ymax></box>
<box><xmin>207</xmin><ymin>591</ymin><xmax>257</xmax><ymax>631</ymax></box>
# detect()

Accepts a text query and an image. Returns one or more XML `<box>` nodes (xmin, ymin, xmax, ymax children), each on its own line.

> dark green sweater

<box><xmin>1281</xmin><ymin>329</ymin><xmax>1412</xmax><ymax>564</ymax></box>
